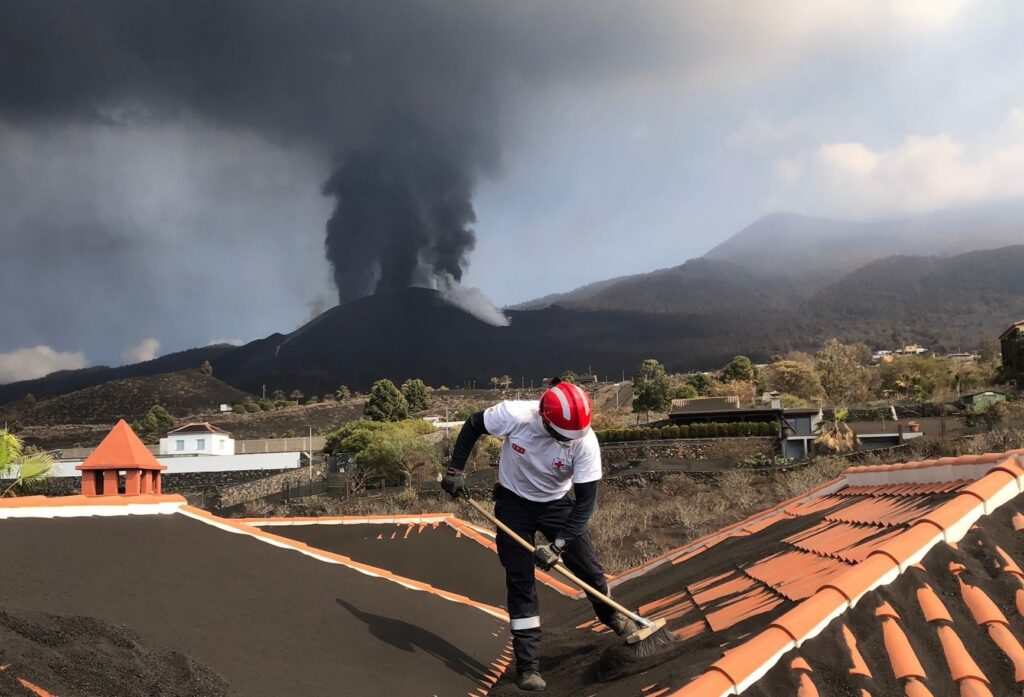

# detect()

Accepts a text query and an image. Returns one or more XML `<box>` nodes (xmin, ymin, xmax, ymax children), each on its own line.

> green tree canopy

<box><xmin>401</xmin><ymin>378</ymin><xmax>429</xmax><ymax>412</ymax></box>
<box><xmin>720</xmin><ymin>356</ymin><xmax>759</xmax><ymax>384</ymax></box>
<box><xmin>364</xmin><ymin>379</ymin><xmax>409</xmax><ymax>422</ymax></box>
<box><xmin>878</xmin><ymin>355</ymin><xmax>953</xmax><ymax>399</ymax></box>
<box><xmin>632</xmin><ymin>359</ymin><xmax>670</xmax><ymax>418</ymax></box>
<box><xmin>132</xmin><ymin>405</ymin><xmax>174</xmax><ymax>444</ymax></box>
<box><xmin>685</xmin><ymin>373</ymin><xmax>713</xmax><ymax>396</ymax></box>
<box><xmin>764</xmin><ymin>359</ymin><xmax>824</xmax><ymax>401</ymax></box>
<box><xmin>323</xmin><ymin>419</ymin><xmax>439</xmax><ymax>487</ymax></box>
<box><xmin>815</xmin><ymin>339</ymin><xmax>872</xmax><ymax>405</ymax></box>
<box><xmin>669</xmin><ymin>384</ymin><xmax>699</xmax><ymax>400</ymax></box>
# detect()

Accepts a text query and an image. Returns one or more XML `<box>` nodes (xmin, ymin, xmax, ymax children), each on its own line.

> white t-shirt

<box><xmin>483</xmin><ymin>400</ymin><xmax>602</xmax><ymax>502</ymax></box>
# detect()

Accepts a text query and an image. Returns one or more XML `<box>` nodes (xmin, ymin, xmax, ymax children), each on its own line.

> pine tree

<box><xmin>364</xmin><ymin>379</ymin><xmax>409</xmax><ymax>422</ymax></box>
<box><xmin>401</xmin><ymin>379</ymin><xmax>429</xmax><ymax>412</ymax></box>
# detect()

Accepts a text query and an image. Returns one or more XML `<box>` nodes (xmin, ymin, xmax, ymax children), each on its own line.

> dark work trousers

<box><xmin>494</xmin><ymin>486</ymin><xmax>616</xmax><ymax>674</ymax></box>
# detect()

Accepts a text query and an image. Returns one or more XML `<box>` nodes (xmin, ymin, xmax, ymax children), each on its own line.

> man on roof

<box><xmin>441</xmin><ymin>378</ymin><xmax>636</xmax><ymax>691</ymax></box>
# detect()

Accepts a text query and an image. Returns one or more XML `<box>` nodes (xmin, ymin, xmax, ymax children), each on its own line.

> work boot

<box><xmin>516</xmin><ymin>670</ymin><xmax>546</xmax><ymax>691</ymax></box>
<box><xmin>608</xmin><ymin>613</ymin><xmax>640</xmax><ymax>637</ymax></box>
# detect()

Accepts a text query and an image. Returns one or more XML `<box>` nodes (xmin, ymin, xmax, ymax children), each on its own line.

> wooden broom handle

<box><xmin>465</xmin><ymin>497</ymin><xmax>647</xmax><ymax>625</ymax></box>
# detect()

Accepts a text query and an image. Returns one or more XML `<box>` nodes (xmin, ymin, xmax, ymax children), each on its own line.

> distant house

<box><xmin>1000</xmin><ymin>320</ymin><xmax>1024</xmax><ymax>383</ymax></box>
<box><xmin>945</xmin><ymin>352</ymin><xmax>978</xmax><ymax>364</ymax></box>
<box><xmin>668</xmin><ymin>395</ymin><xmax>822</xmax><ymax>458</ymax></box>
<box><xmin>159</xmin><ymin>422</ymin><xmax>235</xmax><ymax>456</ymax></box>
<box><xmin>958</xmin><ymin>390</ymin><xmax>1007</xmax><ymax>410</ymax></box>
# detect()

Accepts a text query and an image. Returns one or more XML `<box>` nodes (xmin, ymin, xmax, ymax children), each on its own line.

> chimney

<box><xmin>770</xmin><ymin>391</ymin><xmax>782</xmax><ymax>410</ymax></box>
<box><xmin>76</xmin><ymin>420</ymin><xmax>167</xmax><ymax>496</ymax></box>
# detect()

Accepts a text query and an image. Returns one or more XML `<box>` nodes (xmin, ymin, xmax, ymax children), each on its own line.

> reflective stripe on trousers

<box><xmin>494</xmin><ymin>486</ymin><xmax>615</xmax><ymax>673</ymax></box>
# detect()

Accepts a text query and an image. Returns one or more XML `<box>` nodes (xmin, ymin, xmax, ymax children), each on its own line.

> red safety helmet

<box><xmin>540</xmin><ymin>380</ymin><xmax>592</xmax><ymax>440</ymax></box>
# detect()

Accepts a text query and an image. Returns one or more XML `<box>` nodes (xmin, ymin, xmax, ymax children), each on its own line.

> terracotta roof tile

<box><xmin>840</xmin><ymin>624</ymin><xmax>872</xmax><ymax>678</ymax></box>
<box><xmin>935</xmin><ymin>625</ymin><xmax>988</xmax><ymax>683</ymax></box>
<box><xmin>916</xmin><ymin>584</ymin><xmax>953</xmax><ymax>623</ymax></box>
<box><xmin>903</xmin><ymin>678</ymin><xmax>936</xmax><ymax>697</ymax></box>
<box><xmin>954</xmin><ymin>573</ymin><xmax>1008</xmax><ymax>627</ymax></box>
<box><xmin>879</xmin><ymin>611</ymin><xmax>926</xmax><ymax>680</ymax></box>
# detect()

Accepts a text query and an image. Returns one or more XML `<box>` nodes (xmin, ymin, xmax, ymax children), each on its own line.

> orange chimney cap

<box><xmin>76</xmin><ymin>420</ymin><xmax>167</xmax><ymax>472</ymax></box>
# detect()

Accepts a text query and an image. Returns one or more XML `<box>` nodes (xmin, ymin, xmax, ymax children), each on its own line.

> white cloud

<box><xmin>770</xmin><ymin>108</ymin><xmax>1024</xmax><ymax>217</ymax></box>
<box><xmin>207</xmin><ymin>338</ymin><xmax>244</xmax><ymax>347</ymax></box>
<box><xmin>727</xmin><ymin>113</ymin><xmax>797</xmax><ymax>150</ymax></box>
<box><xmin>122</xmin><ymin>338</ymin><xmax>161</xmax><ymax>364</ymax></box>
<box><xmin>0</xmin><ymin>346</ymin><xmax>88</xmax><ymax>384</ymax></box>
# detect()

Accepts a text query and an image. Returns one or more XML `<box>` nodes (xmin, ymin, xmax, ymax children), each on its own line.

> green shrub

<box><xmin>677</xmin><ymin>424</ymin><xmax>690</xmax><ymax>439</ymax></box>
<box><xmin>232</xmin><ymin>403</ymin><xmax>246</xmax><ymax>414</ymax></box>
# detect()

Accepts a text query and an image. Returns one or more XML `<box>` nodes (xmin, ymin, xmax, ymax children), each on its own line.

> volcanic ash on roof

<box><xmin>0</xmin><ymin>513</ymin><xmax>510</xmax><ymax>697</ymax></box>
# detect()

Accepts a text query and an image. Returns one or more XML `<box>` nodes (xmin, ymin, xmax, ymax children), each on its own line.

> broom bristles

<box><xmin>628</xmin><ymin>624</ymin><xmax>678</xmax><ymax>658</ymax></box>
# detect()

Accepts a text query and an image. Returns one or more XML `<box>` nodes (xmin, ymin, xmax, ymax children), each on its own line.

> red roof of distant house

<box><xmin>166</xmin><ymin>422</ymin><xmax>231</xmax><ymax>436</ymax></box>
<box><xmin>76</xmin><ymin>419</ymin><xmax>165</xmax><ymax>472</ymax></box>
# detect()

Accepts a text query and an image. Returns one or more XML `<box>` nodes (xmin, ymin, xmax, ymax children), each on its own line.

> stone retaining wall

<box><xmin>599</xmin><ymin>437</ymin><xmax>777</xmax><ymax>464</ymax></box>
<box><xmin>211</xmin><ymin>462</ymin><xmax>329</xmax><ymax>510</ymax></box>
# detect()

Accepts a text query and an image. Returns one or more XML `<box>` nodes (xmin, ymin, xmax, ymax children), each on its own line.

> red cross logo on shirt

<box><xmin>552</xmin><ymin>458</ymin><xmax>566</xmax><ymax>470</ymax></box>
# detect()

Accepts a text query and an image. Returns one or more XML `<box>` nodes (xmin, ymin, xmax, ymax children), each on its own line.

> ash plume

<box><xmin>322</xmin><ymin>117</ymin><xmax>478</xmax><ymax>304</ymax></box>
<box><xmin>0</xmin><ymin>1</ymin><xmax>673</xmax><ymax>329</ymax></box>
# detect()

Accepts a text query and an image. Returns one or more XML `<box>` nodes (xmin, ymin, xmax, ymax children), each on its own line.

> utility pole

<box><xmin>308</xmin><ymin>425</ymin><xmax>313</xmax><ymax>492</ymax></box>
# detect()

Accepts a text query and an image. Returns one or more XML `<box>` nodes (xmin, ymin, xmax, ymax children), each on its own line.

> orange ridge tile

<box><xmin>709</xmin><ymin>627</ymin><xmax>796</xmax><ymax>693</ymax></box>
<box><xmin>666</xmin><ymin>668</ymin><xmax>734</xmax><ymax>697</ymax></box>
<box><xmin>819</xmin><ymin>554</ymin><xmax>900</xmax><ymax>605</ymax></box>
<box><xmin>868</xmin><ymin>522</ymin><xmax>944</xmax><ymax>571</ymax></box>
<box><xmin>961</xmin><ymin>469</ymin><xmax>1020</xmax><ymax>514</ymax></box>
<box><xmin>1012</xmin><ymin>512</ymin><xmax>1024</xmax><ymax>531</ymax></box>
<box><xmin>770</xmin><ymin>588</ymin><xmax>848</xmax><ymax>644</ymax></box>
<box><xmin>917</xmin><ymin>494</ymin><xmax>984</xmax><ymax>543</ymax></box>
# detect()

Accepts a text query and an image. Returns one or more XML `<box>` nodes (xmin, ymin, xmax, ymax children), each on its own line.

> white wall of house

<box><xmin>52</xmin><ymin>452</ymin><xmax>302</xmax><ymax>477</ymax></box>
<box><xmin>158</xmin><ymin>433</ymin><xmax>235</xmax><ymax>456</ymax></box>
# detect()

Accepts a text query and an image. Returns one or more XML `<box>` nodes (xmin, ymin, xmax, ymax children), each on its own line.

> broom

<box><xmin>465</xmin><ymin>497</ymin><xmax>677</xmax><ymax>658</ymax></box>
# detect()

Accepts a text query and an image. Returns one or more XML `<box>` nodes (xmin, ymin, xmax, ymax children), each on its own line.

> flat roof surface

<box><xmin>0</xmin><ymin>513</ymin><xmax>510</xmax><ymax>697</ymax></box>
<box><xmin>262</xmin><ymin>520</ymin><xmax>574</xmax><ymax>612</ymax></box>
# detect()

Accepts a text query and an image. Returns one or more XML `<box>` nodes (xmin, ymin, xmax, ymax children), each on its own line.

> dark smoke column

<box><xmin>323</xmin><ymin>118</ymin><xmax>478</xmax><ymax>305</ymax></box>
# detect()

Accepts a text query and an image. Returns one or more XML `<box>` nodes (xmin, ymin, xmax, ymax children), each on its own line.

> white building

<box><xmin>159</xmin><ymin>422</ymin><xmax>235</xmax><ymax>456</ymax></box>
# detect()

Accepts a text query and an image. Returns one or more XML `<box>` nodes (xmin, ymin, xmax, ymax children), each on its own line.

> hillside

<box><xmin>0</xmin><ymin>370</ymin><xmax>254</xmax><ymax>426</ymax></box>
<box><xmin>510</xmin><ymin>258</ymin><xmax>803</xmax><ymax>315</ymax></box>
<box><xmin>704</xmin><ymin>202</ymin><xmax>1024</xmax><ymax>276</ymax></box>
<box><xmin>804</xmin><ymin>245</ymin><xmax>1024</xmax><ymax>350</ymax></box>
<box><xmin>0</xmin><ymin>344</ymin><xmax>235</xmax><ymax>405</ymax></box>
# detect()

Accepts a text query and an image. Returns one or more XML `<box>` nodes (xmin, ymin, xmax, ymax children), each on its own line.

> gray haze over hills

<box><xmin>515</xmin><ymin>201</ymin><xmax>1024</xmax><ymax>313</ymax></box>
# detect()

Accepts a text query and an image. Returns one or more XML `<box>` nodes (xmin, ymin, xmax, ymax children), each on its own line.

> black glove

<box><xmin>533</xmin><ymin>543</ymin><xmax>562</xmax><ymax>571</ymax></box>
<box><xmin>440</xmin><ymin>467</ymin><xmax>466</xmax><ymax>498</ymax></box>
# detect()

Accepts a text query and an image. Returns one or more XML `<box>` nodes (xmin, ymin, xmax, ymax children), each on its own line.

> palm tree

<box><xmin>1</xmin><ymin>430</ymin><xmax>55</xmax><ymax>496</ymax></box>
<box><xmin>814</xmin><ymin>408</ymin><xmax>859</xmax><ymax>455</ymax></box>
